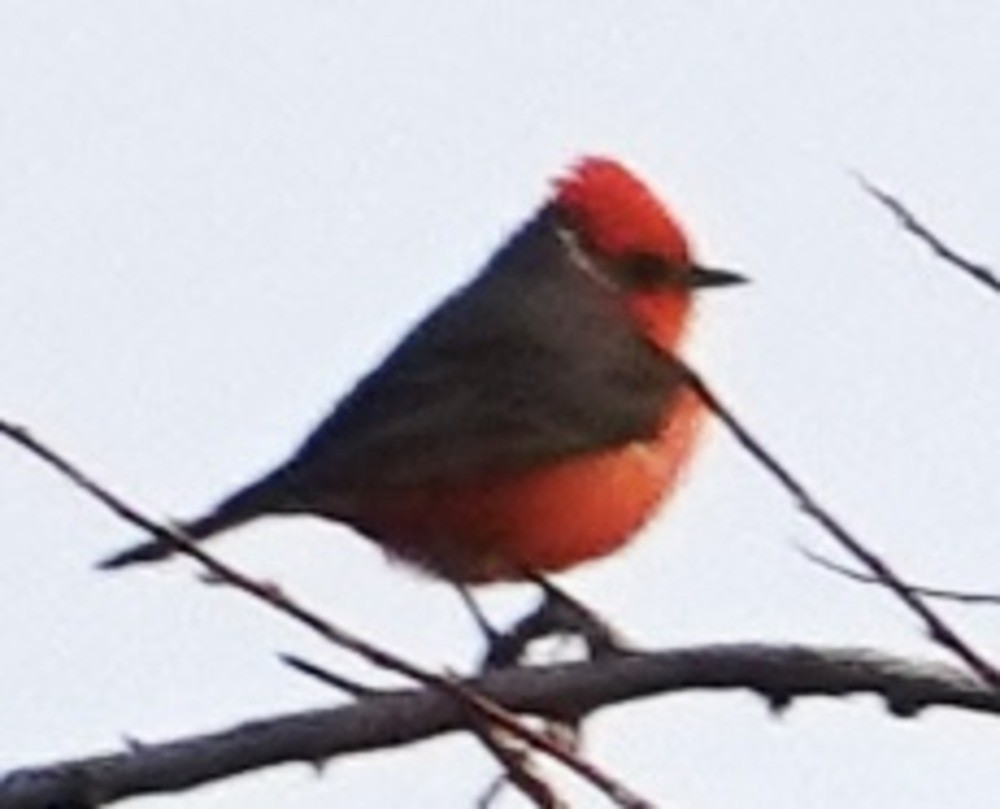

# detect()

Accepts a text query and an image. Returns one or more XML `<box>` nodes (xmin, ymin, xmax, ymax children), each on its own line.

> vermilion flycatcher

<box><xmin>101</xmin><ymin>157</ymin><xmax>744</xmax><ymax>582</ymax></box>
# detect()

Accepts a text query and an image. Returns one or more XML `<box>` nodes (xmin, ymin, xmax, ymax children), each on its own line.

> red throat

<box><xmin>553</xmin><ymin>156</ymin><xmax>692</xmax><ymax>263</ymax></box>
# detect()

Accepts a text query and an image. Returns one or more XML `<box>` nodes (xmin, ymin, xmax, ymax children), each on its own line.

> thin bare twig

<box><xmin>856</xmin><ymin>173</ymin><xmax>1000</xmax><ymax>294</ymax></box>
<box><xmin>450</xmin><ymin>678</ymin><xmax>654</xmax><ymax>809</ymax></box>
<box><xmin>285</xmin><ymin>651</ymin><xmax>570</xmax><ymax>808</ymax></box>
<box><xmin>280</xmin><ymin>654</ymin><xmax>385</xmax><ymax>699</ymax></box>
<box><xmin>466</xmin><ymin>707</ymin><xmax>566</xmax><ymax>809</ymax></box>
<box><xmin>283</xmin><ymin>645</ymin><xmax>577</xmax><ymax>809</ymax></box>
<box><xmin>800</xmin><ymin>545</ymin><xmax>1000</xmax><ymax>606</ymax></box>
<box><xmin>0</xmin><ymin>419</ymin><xmax>653</xmax><ymax>809</ymax></box>
<box><xmin>680</xmin><ymin>370</ymin><xmax>1000</xmax><ymax>689</ymax></box>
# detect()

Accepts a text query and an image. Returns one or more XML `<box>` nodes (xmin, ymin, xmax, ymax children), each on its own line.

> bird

<box><xmin>100</xmin><ymin>156</ymin><xmax>744</xmax><ymax>586</ymax></box>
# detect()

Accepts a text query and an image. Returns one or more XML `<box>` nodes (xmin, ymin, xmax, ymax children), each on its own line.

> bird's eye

<box><xmin>622</xmin><ymin>253</ymin><xmax>680</xmax><ymax>289</ymax></box>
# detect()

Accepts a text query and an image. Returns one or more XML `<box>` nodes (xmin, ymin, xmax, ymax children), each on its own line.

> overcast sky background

<box><xmin>3</xmin><ymin>3</ymin><xmax>1000</xmax><ymax>807</ymax></box>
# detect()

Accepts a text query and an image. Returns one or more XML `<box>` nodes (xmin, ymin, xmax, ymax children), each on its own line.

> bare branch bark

<box><xmin>856</xmin><ymin>174</ymin><xmax>1000</xmax><ymax>295</ymax></box>
<box><xmin>1</xmin><ymin>643</ymin><xmax>995</xmax><ymax>808</ymax></box>
<box><xmin>681</xmin><ymin>368</ymin><xmax>1000</xmax><ymax>687</ymax></box>
<box><xmin>800</xmin><ymin>545</ymin><xmax>1000</xmax><ymax>606</ymax></box>
<box><xmin>0</xmin><ymin>420</ymin><xmax>651</xmax><ymax>809</ymax></box>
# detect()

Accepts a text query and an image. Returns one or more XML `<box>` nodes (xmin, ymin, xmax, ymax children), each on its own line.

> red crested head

<box><xmin>553</xmin><ymin>156</ymin><xmax>692</xmax><ymax>264</ymax></box>
<box><xmin>548</xmin><ymin>156</ymin><xmax>746</xmax><ymax>351</ymax></box>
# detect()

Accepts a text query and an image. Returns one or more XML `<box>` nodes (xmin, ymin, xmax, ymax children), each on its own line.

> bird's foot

<box><xmin>473</xmin><ymin>576</ymin><xmax>631</xmax><ymax>670</ymax></box>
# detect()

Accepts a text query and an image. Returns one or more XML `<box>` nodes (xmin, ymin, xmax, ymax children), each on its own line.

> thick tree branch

<box><xmin>1</xmin><ymin>643</ymin><xmax>994</xmax><ymax>808</ymax></box>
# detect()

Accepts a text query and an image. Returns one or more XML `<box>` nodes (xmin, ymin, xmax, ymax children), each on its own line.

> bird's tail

<box><xmin>97</xmin><ymin>468</ymin><xmax>296</xmax><ymax>570</ymax></box>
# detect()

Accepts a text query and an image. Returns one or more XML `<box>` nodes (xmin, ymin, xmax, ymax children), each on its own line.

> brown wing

<box><xmin>283</xmin><ymin>208</ymin><xmax>686</xmax><ymax>494</ymax></box>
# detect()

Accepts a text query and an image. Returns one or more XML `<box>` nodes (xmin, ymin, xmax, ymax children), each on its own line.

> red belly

<box><xmin>336</xmin><ymin>388</ymin><xmax>705</xmax><ymax>583</ymax></box>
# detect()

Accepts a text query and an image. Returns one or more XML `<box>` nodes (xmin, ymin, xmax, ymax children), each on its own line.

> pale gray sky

<box><xmin>3</xmin><ymin>3</ymin><xmax>1000</xmax><ymax>807</ymax></box>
